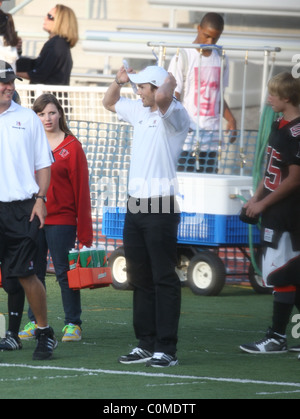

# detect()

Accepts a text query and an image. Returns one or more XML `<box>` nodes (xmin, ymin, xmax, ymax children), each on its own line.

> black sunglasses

<box><xmin>47</xmin><ymin>13</ymin><xmax>55</xmax><ymax>21</ymax></box>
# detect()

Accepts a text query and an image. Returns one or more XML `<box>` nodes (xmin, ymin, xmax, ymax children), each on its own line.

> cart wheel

<box><xmin>249</xmin><ymin>264</ymin><xmax>272</xmax><ymax>294</ymax></box>
<box><xmin>248</xmin><ymin>249</ymin><xmax>272</xmax><ymax>294</ymax></box>
<box><xmin>108</xmin><ymin>247</ymin><xmax>131</xmax><ymax>290</ymax></box>
<box><xmin>176</xmin><ymin>247</ymin><xmax>194</xmax><ymax>285</ymax></box>
<box><xmin>187</xmin><ymin>251</ymin><xmax>226</xmax><ymax>296</ymax></box>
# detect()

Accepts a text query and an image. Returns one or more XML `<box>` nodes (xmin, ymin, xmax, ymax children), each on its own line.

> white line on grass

<box><xmin>1</xmin><ymin>363</ymin><xmax>300</xmax><ymax>390</ymax></box>
<box><xmin>257</xmin><ymin>390</ymin><xmax>300</xmax><ymax>396</ymax></box>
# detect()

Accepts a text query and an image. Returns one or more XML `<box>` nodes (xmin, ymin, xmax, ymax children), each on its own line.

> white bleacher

<box><xmin>10</xmin><ymin>0</ymin><xmax>188</xmax><ymax>76</ymax></box>
<box><xmin>148</xmin><ymin>0</ymin><xmax>300</xmax><ymax>27</ymax></box>
<box><xmin>82</xmin><ymin>28</ymin><xmax>299</xmax><ymax>108</ymax></box>
<box><xmin>148</xmin><ymin>0</ymin><xmax>300</xmax><ymax>15</ymax></box>
<box><xmin>82</xmin><ymin>27</ymin><xmax>299</xmax><ymax>67</ymax></box>
<box><xmin>8</xmin><ymin>0</ymin><xmax>300</xmax><ymax>110</ymax></box>
<box><xmin>9</xmin><ymin>1</ymin><xmax>300</xmax><ymax>86</ymax></box>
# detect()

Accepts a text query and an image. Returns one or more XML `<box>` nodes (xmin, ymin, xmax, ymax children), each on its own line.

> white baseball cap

<box><xmin>128</xmin><ymin>66</ymin><xmax>168</xmax><ymax>87</ymax></box>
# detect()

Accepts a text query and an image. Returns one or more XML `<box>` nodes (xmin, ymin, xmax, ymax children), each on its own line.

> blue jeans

<box><xmin>29</xmin><ymin>225</ymin><xmax>81</xmax><ymax>327</ymax></box>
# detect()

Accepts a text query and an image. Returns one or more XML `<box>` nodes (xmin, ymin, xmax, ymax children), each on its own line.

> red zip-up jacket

<box><xmin>45</xmin><ymin>135</ymin><xmax>93</xmax><ymax>247</ymax></box>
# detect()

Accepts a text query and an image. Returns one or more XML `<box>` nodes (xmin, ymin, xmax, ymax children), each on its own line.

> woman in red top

<box><xmin>20</xmin><ymin>93</ymin><xmax>93</xmax><ymax>343</ymax></box>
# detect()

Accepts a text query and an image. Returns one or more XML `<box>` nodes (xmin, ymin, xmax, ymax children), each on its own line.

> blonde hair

<box><xmin>268</xmin><ymin>72</ymin><xmax>300</xmax><ymax>107</ymax></box>
<box><xmin>52</xmin><ymin>4</ymin><xmax>78</xmax><ymax>48</ymax></box>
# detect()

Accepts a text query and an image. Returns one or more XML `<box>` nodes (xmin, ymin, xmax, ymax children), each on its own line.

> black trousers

<box><xmin>123</xmin><ymin>197</ymin><xmax>181</xmax><ymax>356</ymax></box>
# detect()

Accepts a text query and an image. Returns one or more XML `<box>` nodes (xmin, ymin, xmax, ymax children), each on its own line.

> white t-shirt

<box><xmin>0</xmin><ymin>36</ymin><xmax>18</xmax><ymax>71</ymax></box>
<box><xmin>168</xmin><ymin>48</ymin><xmax>229</xmax><ymax>132</ymax></box>
<box><xmin>115</xmin><ymin>97</ymin><xmax>189</xmax><ymax>199</ymax></box>
<box><xmin>0</xmin><ymin>101</ymin><xmax>53</xmax><ymax>202</ymax></box>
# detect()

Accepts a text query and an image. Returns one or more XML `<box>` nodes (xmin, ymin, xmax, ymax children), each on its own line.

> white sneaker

<box><xmin>118</xmin><ymin>347</ymin><xmax>153</xmax><ymax>364</ymax></box>
<box><xmin>146</xmin><ymin>352</ymin><xmax>179</xmax><ymax>367</ymax></box>
<box><xmin>240</xmin><ymin>328</ymin><xmax>288</xmax><ymax>354</ymax></box>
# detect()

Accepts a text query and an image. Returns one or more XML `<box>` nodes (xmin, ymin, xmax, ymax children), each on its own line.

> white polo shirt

<box><xmin>0</xmin><ymin>101</ymin><xmax>53</xmax><ymax>202</ymax></box>
<box><xmin>116</xmin><ymin>97</ymin><xmax>189</xmax><ymax>198</ymax></box>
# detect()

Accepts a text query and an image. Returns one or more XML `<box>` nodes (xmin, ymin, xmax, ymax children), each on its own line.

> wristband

<box><xmin>35</xmin><ymin>195</ymin><xmax>47</xmax><ymax>203</ymax></box>
<box><xmin>115</xmin><ymin>77</ymin><xmax>125</xmax><ymax>86</ymax></box>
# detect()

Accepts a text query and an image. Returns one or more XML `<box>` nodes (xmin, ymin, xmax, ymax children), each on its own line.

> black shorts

<box><xmin>0</xmin><ymin>198</ymin><xmax>40</xmax><ymax>279</ymax></box>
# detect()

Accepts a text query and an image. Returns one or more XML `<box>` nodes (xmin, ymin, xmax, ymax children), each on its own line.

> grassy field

<box><xmin>0</xmin><ymin>276</ymin><xmax>300</xmax><ymax>400</ymax></box>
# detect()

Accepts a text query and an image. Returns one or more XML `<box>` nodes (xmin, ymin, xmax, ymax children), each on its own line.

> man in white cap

<box><xmin>0</xmin><ymin>60</ymin><xmax>57</xmax><ymax>360</ymax></box>
<box><xmin>103</xmin><ymin>64</ymin><xmax>190</xmax><ymax>367</ymax></box>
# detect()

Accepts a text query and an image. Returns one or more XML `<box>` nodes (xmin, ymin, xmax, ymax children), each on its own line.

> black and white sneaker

<box><xmin>289</xmin><ymin>345</ymin><xmax>300</xmax><ymax>353</ymax></box>
<box><xmin>32</xmin><ymin>327</ymin><xmax>58</xmax><ymax>361</ymax></box>
<box><xmin>118</xmin><ymin>347</ymin><xmax>153</xmax><ymax>364</ymax></box>
<box><xmin>0</xmin><ymin>331</ymin><xmax>22</xmax><ymax>351</ymax></box>
<box><xmin>146</xmin><ymin>352</ymin><xmax>178</xmax><ymax>367</ymax></box>
<box><xmin>240</xmin><ymin>328</ymin><xmax>288</xmax><ymax>354</ymax></box>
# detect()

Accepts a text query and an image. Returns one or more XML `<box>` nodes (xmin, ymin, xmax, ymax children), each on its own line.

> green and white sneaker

<box><xmin>62</xmin><ymin>324</ymin><xmax>82</xmax><ymax>342</ymax></box>
<box><xmin>19</xmin><ymin>322</ymin><xmax>38</xmax><ymax>340</ymax></box>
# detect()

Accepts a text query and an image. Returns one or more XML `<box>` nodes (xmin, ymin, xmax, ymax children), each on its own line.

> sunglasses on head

<box><xmin>47</xmin><ymin>13</ymin><xmax>55</xmax><ymax>21</ymax></box>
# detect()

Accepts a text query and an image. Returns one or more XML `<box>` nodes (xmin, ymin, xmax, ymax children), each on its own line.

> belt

<box><xmin>0</xmin><ymin>197</ymin><xmax>35</xmax><ymax>207</ymax></box>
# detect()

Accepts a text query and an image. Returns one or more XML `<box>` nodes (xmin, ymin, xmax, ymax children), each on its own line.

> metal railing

<box><xmin>82</xmin><ymin>29</ymin><xmax>291</xmax><ymax>64</ymax></box>
<box><xmin>148</xmin><ymin>42</ymin><xmax>280</xmax><ymax>111</ymax></box>
<box><xmin>148</xmin><ymin>42</ymin><xmax>280</xmax><ymax>174</ymax></box>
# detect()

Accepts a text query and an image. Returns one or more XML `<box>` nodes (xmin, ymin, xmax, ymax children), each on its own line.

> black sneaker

<box><xmin>0</xmin><ymin>331</ymin><xmax>22</xmax><ymax>351</ymax></box>
<box><xmin>146</xmin><ymin>352</ymin><xmax>178</xmax><ymax>367</ymax></box>
<box><xmin>289</xmin><ymin>345</ymin><xmax>300</xmax><ymax>353</ymax></box>
<box><xmin>118</xmin><ymin>347</ymin><xmax>153</xmax><ymax>364</ymax></box>
<box><xmin>240</xmin><ymin>328</ymin><xmax>288</xmax><ymax>354</ymax></box>
<box><xmin>32</xmin><ymin>327</ymin><xmax>58</xmax><ymax>361</ymax></box>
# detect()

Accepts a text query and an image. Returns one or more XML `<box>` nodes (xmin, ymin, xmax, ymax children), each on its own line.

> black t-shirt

<box><xmin>262</xmin><ymin>116</ymin><xmax>300</xmax><ymax>247</ymax></box>
<box><xmin>28</xmin><ymin>35</ymin><xmax>73</xmax><ymax>85</ymax></box>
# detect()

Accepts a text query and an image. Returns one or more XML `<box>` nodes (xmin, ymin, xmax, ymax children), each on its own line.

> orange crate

<box><xmin>67</xmin><ymin>267</ymin><xmax>112</xmax><ymax>290</ymax></box>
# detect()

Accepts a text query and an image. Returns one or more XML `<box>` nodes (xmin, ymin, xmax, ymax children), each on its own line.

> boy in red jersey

<box><xmin>240</xmin><ymin>72</ymin><xmax>300</xmax><ymax>355</ymax></box>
